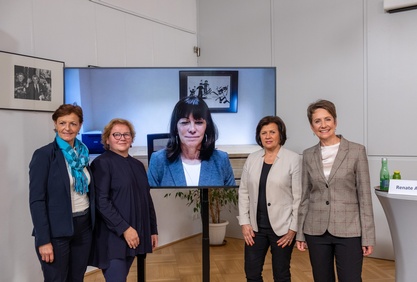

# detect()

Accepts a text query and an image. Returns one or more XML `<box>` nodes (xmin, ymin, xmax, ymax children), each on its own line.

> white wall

<box><xmin>197</xmin><ymin>0</ymin><xmax>417</xmax><ymax>260</ymax></box>
<box><xmin>197</xmin><ymin>0</ymin><xmax>273</xmax><ymax>66</ymax></box>
<box><xmin>367</xmin><ymin>0</ymin><xmax>417</xmax><ymax>156</ymax></box>
<box><xmin>0</xmin><ymin>0</ymin><xmax>198</xmax><ymax>281</ymax></box>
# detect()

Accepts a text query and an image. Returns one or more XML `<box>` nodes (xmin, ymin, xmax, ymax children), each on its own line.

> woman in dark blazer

<box><xmin>296</xmin><ymin>99</ymin><xmax>375</xmax><ymax>282</ymax></box>
<box><xmin>29</xmin><ymin>104</ymin><xmax>95</xmax><ymax>282</ymax></box>
<box><xmin>89</xmin><ymin>118</ymin><xmax>158</xmax><ymax>282</ymax></box>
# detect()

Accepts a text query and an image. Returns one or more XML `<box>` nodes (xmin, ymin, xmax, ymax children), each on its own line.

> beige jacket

<box><xmin>238</xmin><ymin>147</ymin><xmax>302</xmax><ymax>236</ymax></box>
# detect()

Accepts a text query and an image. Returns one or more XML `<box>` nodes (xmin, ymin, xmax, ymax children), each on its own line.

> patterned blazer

<box><xmin>296</xmin><ymin>136</ymin><xmax>376</xmax><ymax>246</ymax></box>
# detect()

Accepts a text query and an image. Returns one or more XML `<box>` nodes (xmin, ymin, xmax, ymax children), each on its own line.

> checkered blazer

<box><xmin>296</xmin><ymin>136</ymin><xmax>376</xmax><ymax>247</ymax></box>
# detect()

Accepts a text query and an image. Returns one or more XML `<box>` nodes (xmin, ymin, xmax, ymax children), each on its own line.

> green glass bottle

<box><xmin>380</xmin><ymin>158</ymin><xmax>390</xmax><ymax>191</ymax></box>
<box><xmin>392</xmin><ymin>170</ymin><xmax>401</xmax><ymax>180</ymax></box>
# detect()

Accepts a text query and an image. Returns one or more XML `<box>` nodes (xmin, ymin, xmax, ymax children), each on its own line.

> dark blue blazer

<box><xmin>29</xmin><ymin>140</ymin><xmax>95</xmax><ymax>247</ymax></box>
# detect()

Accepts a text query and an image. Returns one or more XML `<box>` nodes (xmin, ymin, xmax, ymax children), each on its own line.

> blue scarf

<box><xmin>55</xmin><ymin>133</ymin><xmax>90</xmax><ymax>195</ymax></box>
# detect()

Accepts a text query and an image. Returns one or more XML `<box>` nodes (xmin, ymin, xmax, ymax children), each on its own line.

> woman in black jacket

<box><xmin>29</xmin><ymin>104</ymin><xmax>95</xmax><ymax>281</ymax></box>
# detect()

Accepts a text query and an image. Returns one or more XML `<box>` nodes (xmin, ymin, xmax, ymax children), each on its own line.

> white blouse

<box><xmin>65</xmin><ymin>159</ymin><xmax>91</xmax><ymax>213</ymax></box>
<box><xmin>182</xmin><ymin>162</ymin><xmax>201</xmax><ymax>186</ymax></box>
<box><xmin>321</xmin><ymin>142</ymin><xmax>340</xmax><ymax>180</ymax></box>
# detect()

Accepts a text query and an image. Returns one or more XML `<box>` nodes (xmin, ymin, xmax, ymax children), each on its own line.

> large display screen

<box><xmin>64</xmin><ymin>67</ymin><xmax>276</xmax><ymax>188</ymax></box>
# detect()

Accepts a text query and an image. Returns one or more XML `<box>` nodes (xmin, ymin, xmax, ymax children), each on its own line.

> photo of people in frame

<box><xmin>186</xmin><ymin>75</ymin><xmax>231</xmax><ymax>108</ymax></box>
<box><xmin>14</xmin><ymin>65</ymin><xmax>52</xmax><ymax>101</ymax></box>
<box><xmin>179</xmin><ymin>70</ymin><xmax>238</xmax><ymax>113</ymax></box>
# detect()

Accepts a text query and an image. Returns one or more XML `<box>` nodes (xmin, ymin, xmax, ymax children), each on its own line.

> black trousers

<box><xmin>244</xmin><ymin>227</ymin><xmax>295</xmax><ymax>282</ymax></box>
<box><xmin>305</xmin><ymin>231</ymin><xmax>363</xmax><ymax>282</ymax></box>
<box><xmin>102</xmin><ymin>256</ymin><xmax>136</xmax><ymax>282</ymax></box>
<box><xmin>36</xmin><ymin>211</ymin><xmax>92</xmax><ymax>282</ymax></box>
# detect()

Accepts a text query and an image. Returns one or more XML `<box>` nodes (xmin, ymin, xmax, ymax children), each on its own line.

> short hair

<box><xmin>255</xmin><ymin>116</ymin><xmax>287</xmax><ymax>147</ymax></box>
<box><xmin>52</xmin><ymin>104</ymin><xmax>83</xmax><ymax>124</ymax></box>
<box><xmin>101</xmin><ymin>118</ymin><xmax>136</xmax><ymax>150</ymax></box>
<box><xmin>166</xmin><ymin>96</ymin><xmax>217</xmax><ymax>161</ymax></box>
<box><xmin>307</xmin><ymin>99</ymin><xmax>337</xmax><ymax>125</ymax></box>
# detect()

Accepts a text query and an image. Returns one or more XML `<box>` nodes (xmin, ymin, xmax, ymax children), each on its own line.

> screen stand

<box><xmin>201</xmin><ymin>188</ymin><xmax>210</xmax><ymax>282</ymax></box>
<box><xmin>137</xmin><ymin>254</ymin><xmax>146</xmax><ymax>281</ymax></box>
<box><xmin>137</xmin><ymin>187</ymin><xmax>212</xmax><ymax>282</ymax></box>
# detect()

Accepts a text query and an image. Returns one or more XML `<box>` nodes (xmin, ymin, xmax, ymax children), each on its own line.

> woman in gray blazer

<box><xmin>239</xmin><ymin>116</ymin><xmax>302</xmax><ymax>282</ymax></box>
<box><xmin>296</xmin><ymin>100</ymin><xmax>375</xmax><ymax>282</ymax></box>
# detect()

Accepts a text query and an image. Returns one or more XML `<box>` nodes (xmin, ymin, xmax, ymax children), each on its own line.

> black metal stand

<box><xmin>200</xmin><ymin>188</ymin><xmax>210</xmax><ymax>282</ymax></box>
<box><xmin>137</xmin><ymin>254</ymin><xmax>146</xmax><ymax>282</ymax></box>
<box><xmin>137</xmin><ymin>186</ymin><xmax>220</xmax><ymax>282</ymax></box>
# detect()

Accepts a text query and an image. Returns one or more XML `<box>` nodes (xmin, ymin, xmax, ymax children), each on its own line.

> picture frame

<box><xmin>179</xmin><ymin>70</ymin><xmax>238</xmax><ymax>113</ymax></box>
<box><xmin>0</xmin><ymin>50</ymin><xmax>64</xmax><ymax>112</ymax></box>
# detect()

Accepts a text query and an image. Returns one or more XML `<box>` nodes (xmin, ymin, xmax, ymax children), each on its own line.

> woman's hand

<box><xmin>362</xmin><ymin>246</ymin><xmax>373</xmax><ymax>256</ymax></box>
<box><xmin>123</xmin><ymin>226</ymin><xmax>140</xmax><ymax>249</ymax></box>
<box><xmin>296</xmin><ymin>241</ymin><xmax>307</xmax><ymax>251</ymax></box>
<box><xmin>38</xmin><ymin>243</ymin><xmax>54</xmax><ymax>263</ymax></box>
<box><xmin>151</xmin><ymin>234</ymin><xmax>158</xmax><ymax>250</ymax></box>
<box><xmin>241</xmin><ymin>224</ymin><xmax>255</xmax><ymax>246</ymax></box>
<box><xmin>277</xmin><ymin>229</ymin><xmax>296</xmax><ymax>248</ymax></box>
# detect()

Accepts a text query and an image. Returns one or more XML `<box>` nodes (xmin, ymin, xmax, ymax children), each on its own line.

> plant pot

<box><xmin>209</xmin><ymin>220</ymin><xmax>229</xmax><ymax>245</ymax></box>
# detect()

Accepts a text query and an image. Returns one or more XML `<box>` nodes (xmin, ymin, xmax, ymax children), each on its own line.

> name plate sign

<box><xmin>388</xmin><ymin>179</ymin><xmax>417</xmax><ymax>195</ymax></box>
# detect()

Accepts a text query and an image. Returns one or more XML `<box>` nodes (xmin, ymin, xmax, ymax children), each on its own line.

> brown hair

<box><xmin>52</xmin><ymin>104</ymin><xmax>83</xmax><ymax>123</ymax></box>
<box><xmin>101</xmin><ymin>118</ymin><xmax>136</xmax><ymax>150</ymax></box>
<box><xmin>255</xmin><ymin>116</ymin><xmax>287</xmax><ymax>147</ymax></box>
<box><xmin>307</xmin><ymin>99</ymin><xmax>337</xmax><ymax>125</ymax></box>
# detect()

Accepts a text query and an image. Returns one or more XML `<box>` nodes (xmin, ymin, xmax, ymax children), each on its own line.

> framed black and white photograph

<box><xmin>0</xmin><ymin>51</ymin><xmax>64</xmax><ymax>112</ymax></box>
<box><xmin>179</xmin><ymin>70</ymin><xmax>238</xmax><ymax>113</ymax></box>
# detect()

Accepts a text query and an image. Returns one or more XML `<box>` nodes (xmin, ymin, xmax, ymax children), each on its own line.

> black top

<box><xmin>257</xmin><ymin>162</ymin><xmax>272</xmax><ymax>229</ymax></box>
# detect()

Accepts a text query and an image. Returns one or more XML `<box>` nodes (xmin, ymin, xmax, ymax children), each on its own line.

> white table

<box><xmin>375</xmin><ymin>189</ymin><xmax>417</xmax><ymax>282</ymax></box>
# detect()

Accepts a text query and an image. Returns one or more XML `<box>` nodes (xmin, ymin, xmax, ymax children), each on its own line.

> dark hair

<box><xmin>307</xmin><ymin>99</ymin><xmax>337</xmax><ymax>125</ymax></box>
<box><xmin>255</xmin><ymin>116</ymin><xmax>287</xmax><ymax>147</ymax></box>
<box><xmin>52</xmin><ymin>104</ymin><xmax>83</xmax><ymax>124</ymax></box>
<box><xmin>101</xmin><ymin>118</ymin><xmax>136</xmax><ymax>150</ymax></box>
<box><xmin>166</xmin><ymin>96</ymin><xmax>217</xmax><ymax>161</ymax></box>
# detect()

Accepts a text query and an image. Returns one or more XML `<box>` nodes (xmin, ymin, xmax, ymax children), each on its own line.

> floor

<box><xmin>84</xmin><ymin>235</ymin><xmax>395</xmax><ymax>282</ymax></box>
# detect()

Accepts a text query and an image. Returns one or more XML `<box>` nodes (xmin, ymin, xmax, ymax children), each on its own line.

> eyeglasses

<box><xmin>112</xmin><ymin>132</ymin><xmax>132</xmax><ymax>140</ymax></box>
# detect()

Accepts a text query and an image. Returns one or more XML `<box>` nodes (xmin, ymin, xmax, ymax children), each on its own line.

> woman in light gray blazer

<box><xmin>239</xmin><ymin>116</ymin><xmax>302</xmax><ymax>282</ymax></box>
<box><xmin>296</xmin><ymin>99</ymin><xmax>375</xmax><ymax>282</ymax></box>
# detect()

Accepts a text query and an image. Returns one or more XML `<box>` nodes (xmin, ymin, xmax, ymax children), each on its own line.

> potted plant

<box><xmin>165</xmin><ymin>187</ymin><xmax>238</xmax><ymax>245</ymax></box>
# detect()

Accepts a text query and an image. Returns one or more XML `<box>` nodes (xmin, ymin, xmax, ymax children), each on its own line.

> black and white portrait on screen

<box><xmin>186</xmin><ymin>75</ymin><xmax>231</xmax><ymax>108</ymax></box>
<box><xmin>179</xmin><ymin>70</ymin><xmax>238</xmax><ymax>113</ymax></box>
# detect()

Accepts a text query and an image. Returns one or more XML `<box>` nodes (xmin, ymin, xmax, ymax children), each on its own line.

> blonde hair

<box><xmin>101</xmin><ymin>118</ymin><xmax>136</xmax><ymax>150</ymax></box>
